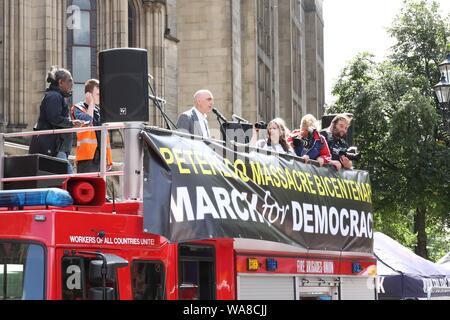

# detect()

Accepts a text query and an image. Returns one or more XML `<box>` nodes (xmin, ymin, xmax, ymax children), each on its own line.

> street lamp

<box><xmin>434</xmin><ymin>49</ymin><xmax>450</xmax><ymax>136</ymax></box>
<box><xmin>434</xmin><ymin>74</ymin><xmax>450</xmax><ymax>104</ymax></box>
<box><xmin>438</xmin><ymin>51</ymin><xmax>450</xmax><ymax>84</ymax></box>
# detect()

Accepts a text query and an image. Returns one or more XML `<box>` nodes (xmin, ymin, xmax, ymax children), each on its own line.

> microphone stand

<box><xmin>215</xmin><ymin>115</ymin><xmax>227</xmax><ymax>143</ymax></box>
<box><xmin>213</xmin><ymin>111</ymin><xmax>236</xmax><ymax>146</ymax></box>
<box><xmin>148</xmin><ymin>78</ymin><xmax>177</xmax><ymax>130</ymax></box>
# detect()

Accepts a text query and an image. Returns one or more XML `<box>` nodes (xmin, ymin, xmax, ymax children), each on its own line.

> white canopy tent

<box><xmin>437</xmin><ymin>252</ymin><xmax>450</xmax><ymax>271</ymax></box>
<box><xmin>375</xmin><ymin>232</ymin><xmax>450</xmax><ymax>299</ymax></box>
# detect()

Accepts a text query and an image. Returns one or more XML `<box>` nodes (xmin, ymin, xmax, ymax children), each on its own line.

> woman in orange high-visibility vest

<box><xmin>72</xmin><ymin>79</ymin><xmax>112</xmax><ymax>173</ymax></box>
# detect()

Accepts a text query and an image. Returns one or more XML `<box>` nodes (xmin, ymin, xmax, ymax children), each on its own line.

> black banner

<box><xmin>142</xmin><ymin>129</ymin><xmax>374</xmax><ymax>253</ymax></box>
<box><xmin>378</xmin><ymin>274</ymin><xmax>450</xmax><ymax>299</ymax></box>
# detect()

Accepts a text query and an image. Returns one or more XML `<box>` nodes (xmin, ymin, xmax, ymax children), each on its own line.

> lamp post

<box><xmin>438</xmin><ymin>49</ymin><xmax>450</xmax><ymax>82</ymax></box>
<box><xmin>433</xmin><ymin>50</ymin><xmax>450</xmax><ymax>136</ymax></box>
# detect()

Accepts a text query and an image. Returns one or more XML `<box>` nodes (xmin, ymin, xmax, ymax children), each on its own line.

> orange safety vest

<box><xmin>72</xmin><ymin>104</ymin><xmax>113</xmax><ymax>166</ymax></box>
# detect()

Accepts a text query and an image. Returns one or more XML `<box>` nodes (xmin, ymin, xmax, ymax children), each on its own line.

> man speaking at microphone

<box><xmin>176</xmin><ymin>89</ymin><xmax>214</xmax><ymax>138</ymax></box>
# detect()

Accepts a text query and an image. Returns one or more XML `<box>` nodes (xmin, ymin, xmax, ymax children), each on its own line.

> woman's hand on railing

<box><xmin>72</xmin><ymin>119</ymin><xmax>84</xmax><ymax>128</ymax></box>
<box><xmin>302</xmin><ymin>155</ymin><xmax>310</xmax><ymax>164</ymax></box>
<box><xmin>249</xmin><ymin>125</ymin><xmax>259</xmax><ymax>147</ymax></box>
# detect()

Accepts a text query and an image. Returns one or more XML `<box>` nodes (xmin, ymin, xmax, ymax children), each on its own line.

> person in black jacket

<box><xmin>320</xmin><ymin>114</ymin><xmax>353</xmax><ymax>170</ymax></box>
<box><xmin>29</xmin><ymin>66</ymin><xmax>83</xmax><ymax>173</ymax></box>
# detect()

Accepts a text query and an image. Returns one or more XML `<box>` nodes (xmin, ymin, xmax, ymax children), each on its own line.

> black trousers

<box><xmin>76</xmin><ymin>149</ymin><xmax>100</xmax><ymax>173</ymax></box>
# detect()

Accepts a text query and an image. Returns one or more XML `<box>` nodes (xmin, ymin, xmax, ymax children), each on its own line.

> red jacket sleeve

<box><xmin>319</xmin><ymin>134</ymin><xmax>332</xmax><ymax>164</ymax></box>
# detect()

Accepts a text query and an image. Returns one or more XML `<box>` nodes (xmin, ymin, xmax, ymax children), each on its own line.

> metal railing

<box><xmin>144</xmin><ymin>126</ymin><xmax>320</xmax><ymax>166</ymax></box>
<box><xmin>427</xmin><ymin>286</ymin><xmax>450</xmax><ymax>300</ymax></box>
<box><xmin>1</xmin><ymin>124</ymin><xmax>324</xmax><ymax>195</ymax></box>
<box><xmin>0</xmin><ymin>123</ymin><xmax>126</xmax><ymax>191</ymax></box>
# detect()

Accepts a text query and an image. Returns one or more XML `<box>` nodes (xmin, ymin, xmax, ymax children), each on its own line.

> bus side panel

<box><xmin>46</xmin><ymin>246</ymin><xmax>57</xmax><ymax>300</ymax></box>
<box><xmin>166</xmin><ymin>244</ymin><xmax>179</xmax><ymax>300</ymax></box>
<box><xmin>215</xmin><ymin>239</ymin><xmax>235</xmax><ymax>300</ymax></box>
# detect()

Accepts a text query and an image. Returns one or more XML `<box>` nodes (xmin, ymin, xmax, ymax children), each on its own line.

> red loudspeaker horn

<box><xmin>62</xmin><ymin>177</ymin><xmax>106</xmax><ymax>207</ymax></box>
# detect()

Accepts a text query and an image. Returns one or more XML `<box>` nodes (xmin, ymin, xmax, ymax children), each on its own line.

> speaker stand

<box><xmin>148</xmin><ymin>78</ymin><xmax>177</xmax><ymax>131</ymax></box>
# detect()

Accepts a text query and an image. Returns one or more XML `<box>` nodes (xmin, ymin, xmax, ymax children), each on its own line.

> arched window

<box><xmin>67</xmin><ymin>0</ymin><xmax>97</xmax><ymax>104</ymax></box>
<box><xmin>128</xmin><ymin>0</ymin><xmax>137</xmax><ymax>47</ymax></box>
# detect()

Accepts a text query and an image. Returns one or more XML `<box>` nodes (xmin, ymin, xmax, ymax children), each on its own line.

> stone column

<box><xmin>44</xmin><ymin>0</ymin><xmax>66</xmax><ymax>69</ymax></box>
<box><xmin>0</xmin><ymin>0</ymin><xmax>4</xmax><ymax>131</ymax></box>
<box><xmin>272</xmin><ymin>0</ymin><xmax>280</xmax><ymax>118</ymax></box>
<box><xmin>97</xmin><ymin>0</ymin><xmax>128</xmax><ymax>51</ymax></box>
<box><xmin>300</xmin><ymin>0</ymin><xmax>308</xmax><ymax>118</ymax></box>
<box><xmin>16</xmin><ymin>0</ymin><xmax>27</xmax><ymax>128</ymax></box>
<box><xmin>1</xmin><ymin>0</ymin><xmax>37</xmax><ymax>132</ymax></box>
<box><xmin>277</xmin><ymin>0</ymin><xmax>293</xmax><ymax>127</ymax></box>
<box><xmin>0</xmin><ymin>0</ymin><xmax>66</xmax><ymax>132</ymax></box>
<box><xmin>144</xmin><ymin>1</ymin><xmax>166</xmax><ymax>127</ymax></box>
<box><xmin>1</xmin><ymin>0</ymin><xmax>11</xmax><ymax>132</ymax></box>
<box><xmin>304</xmin><ymin>0</ymin><xmax>324</xmax><ymax>117</ymax></box>
<box><xmin>241</xmin><ymin>0</ymin><xmax>258</xmax><ymax>123</ymax></box>
<box><xmin>118</xmin><ymin>0</ymin><xmax>128</xmax><ymax>47</ymax></box>
<box><xmin>231</xmin><ymin>0</ymin><xmax>242</xmax><ymax>117</ymax></box>
<box><xmin>163</xmin><ymin>0</ymin><xmax>179</xmax><ymax>125</ymax></box>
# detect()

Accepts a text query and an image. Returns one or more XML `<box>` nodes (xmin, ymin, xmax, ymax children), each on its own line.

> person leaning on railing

<box><xmin>29</xmin><ymin>66</ymin><xmax>84</xmax><ymax>174</ymax></box>
<box><xmin>288</xmin><ymin>114</ymin><xmax>331</xmax><ymax>167</ymax></box>
<box><xmin>320</xmin><ymin>114</ymin><xmax>353</xmax><ymax>170</ymax></box>
<box><xmin>250</xmin><ymin>118</ymin><xmax>294</xmax><ymax>155</ymax></box>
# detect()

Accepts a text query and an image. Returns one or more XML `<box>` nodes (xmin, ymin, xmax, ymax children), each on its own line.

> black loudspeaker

<box><xmin>321</xmin><ymin>114</ymin><xmax>354</xmax><ymax>146</ymax></box>
<box><xmin>3</xmin><ymin>154</ymin><xmax>68</xmax><ymax>190</ymax></box>
<box><xmin>99</xmin><ymin>48</ymin><xmax>149</xmax><ymax>123</ymax></box>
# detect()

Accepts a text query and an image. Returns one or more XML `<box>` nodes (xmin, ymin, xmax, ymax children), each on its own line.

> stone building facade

<box><xmin>0</xmin><ymin>0</ymin><xmax>324</xmax><ymax>136</ymax></box>
<box><xmin>177</xmin><ymin>0</ymin><xmax>325</xmax><ymax>133</ymax></box>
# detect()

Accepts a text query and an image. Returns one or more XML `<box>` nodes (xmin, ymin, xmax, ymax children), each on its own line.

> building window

<box><xmin>67</xmin><ymin>0</ymin><xmax>97</xmax><ymax>104</ymax></box>
<box><xmin>257</xmin><ymin>0</ymin><xmax>275</xmax><ymax>121</ymax></box>
<box><xmin>128</xmin><ymin>0</ymin><xmax>137</xmax><ymax>47</ymax></box>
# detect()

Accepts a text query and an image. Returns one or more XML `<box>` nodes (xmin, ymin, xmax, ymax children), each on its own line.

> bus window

<box><xmin>178</xmin><ymin>244</ymin><xmax>215</xmax><ymax>300</ymax></box>
<box><xmin>0</xmin><ymin>241</ymin><xmax>45</xmax><ymax>300</ymax></box>
<box><xmin>131</xmin><ymin>261</ymin><xmax>165</xmax><ymax>300</ymax></box>
<box><xmin>61</xmin><ymin>255</ymin><xmax>119</xmax><ymax>300</ymax></box>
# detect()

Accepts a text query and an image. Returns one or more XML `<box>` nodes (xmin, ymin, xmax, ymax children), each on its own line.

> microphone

<box><xmin>212</xmin><ymin>107</ymin><xmax>228</xmax><ymax>123</ymax></box>
<box><xmin>149</xmin><ymin>94</ymin><xmax>167</xmax><ymax>104</ymax></box>
<box><xmin>232</xmin><ymin>114</ymin><xmax>249</xmax><ymax>123</ymax></box>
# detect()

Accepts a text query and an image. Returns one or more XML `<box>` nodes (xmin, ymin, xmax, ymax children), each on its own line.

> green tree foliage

<box><xmin>328</xmin><ymin>0</ymin><xmax>450</xmax><ymax>260</ymax></box>
<box><xmin>389</xmin><ymin>0</ymin><xmax>449</xmax><ymax>92</ymax></box>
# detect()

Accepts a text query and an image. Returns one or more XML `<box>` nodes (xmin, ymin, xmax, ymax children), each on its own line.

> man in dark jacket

<box><xmin>176</xmin><ymin>89</ymin><xmax>213</xmax><ymax>138</ymax></box>
<box><xmin>29</xmin><ymin>66</ymin><xmax>83</xmax><ymax>173</ymax></box>
<box><xmin>320</xmin><ymin>114</ymin><xmax>353</xmax><ymax>170</ymax></box>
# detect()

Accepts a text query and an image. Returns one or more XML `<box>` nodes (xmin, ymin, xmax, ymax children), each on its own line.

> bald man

<box><xmin>176</xmin><ymin>89</ymin><xmax>214</xmax><ymax>138</ymax></box>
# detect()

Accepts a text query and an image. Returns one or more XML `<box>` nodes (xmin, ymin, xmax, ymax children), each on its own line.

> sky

<box><xmin>323</xmin><ymin>0</ymin><xmax>450</xmax><ymax>105</ymax></box>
